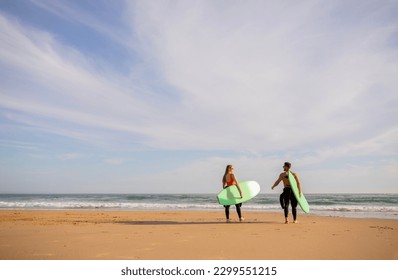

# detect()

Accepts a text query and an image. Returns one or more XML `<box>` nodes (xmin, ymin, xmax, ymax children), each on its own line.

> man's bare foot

<box><xmin>284</xmin><ymin>220</ymin><xmax>289</xmax><ymax>224</ymax></box>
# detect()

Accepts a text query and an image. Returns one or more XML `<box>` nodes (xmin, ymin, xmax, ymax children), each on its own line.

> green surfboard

<box><xmin>217</xmin><ymin>181</ymin><xmax>260</xmax><ymax>206</ymax></box>
<box><xmin>288</xmin><ymin>171</ymin><xmax>310</xmax><ymax>213</ymax></box>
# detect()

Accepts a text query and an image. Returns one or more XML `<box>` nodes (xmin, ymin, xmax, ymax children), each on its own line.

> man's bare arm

<box><xmin>271</xmin><ymin>174</ymin><xmax>283</xmax><ymax>189</ymax></box>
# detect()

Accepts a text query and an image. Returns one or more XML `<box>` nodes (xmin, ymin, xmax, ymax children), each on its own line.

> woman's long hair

<box><xmin>222</xmin><ymin>165</ymin><xmax>232</xmax><ymax>185</ymax></box>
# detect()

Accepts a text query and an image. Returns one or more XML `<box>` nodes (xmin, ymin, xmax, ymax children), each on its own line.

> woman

<box><xmin>222</xmin><ymin>165</ymin><xmax>244</xmax><ymax>223</ymax></box>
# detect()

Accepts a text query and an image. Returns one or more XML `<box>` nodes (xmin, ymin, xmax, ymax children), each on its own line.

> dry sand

<box><xmin>0</xmin><ymin>210</ymin><xmax>397</xmax><ymax>260</ymax></box>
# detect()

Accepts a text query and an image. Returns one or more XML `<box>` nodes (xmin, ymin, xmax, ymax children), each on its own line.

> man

<box><xmin>271</xmin><ymin>162</ymin><xmax>302</xmax><ymax>224</ymax></box>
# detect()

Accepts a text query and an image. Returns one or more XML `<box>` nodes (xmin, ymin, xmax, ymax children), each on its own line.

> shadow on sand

<box><xmin>115</xmin><ymin>220</ymin><xmax>279</xmax><ymax>226</ymax></box>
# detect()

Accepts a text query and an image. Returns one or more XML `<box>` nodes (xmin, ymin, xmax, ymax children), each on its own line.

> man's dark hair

<box><xmin>284</xmin><ymin>162</ymin><xmax>291</xmax><ymax>168</ymax></box>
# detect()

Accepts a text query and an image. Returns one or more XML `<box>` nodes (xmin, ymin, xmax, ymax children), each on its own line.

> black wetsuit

<box><xmin>279</xmin><ymin>187</ymin><xmax>298</xmax><ymax>221</ymax></box>
<box><xmin>224</xmin><ymin>203</ymin><xmax>242</xmax><ymax>219</ymax></box>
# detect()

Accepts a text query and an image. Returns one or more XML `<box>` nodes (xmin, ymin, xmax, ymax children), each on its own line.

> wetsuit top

<box><xmin>225</xmin><ymin>174</ymin><xmax>236</xmax><ymax>187</ymax></box>
<box><xmin>284</xmin><ymin>173</ymin><xmax>291</xmax><ymax>187</ymax></box>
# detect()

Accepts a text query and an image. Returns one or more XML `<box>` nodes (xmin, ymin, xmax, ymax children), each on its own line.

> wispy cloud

<box><xmin>58</xmin><ymin>152</ymin><xmax>81</xmax><ymax>161</ymax></box>
<box><xmin>0</xmin><ymin>139</ymin><xmax>41</xmax><ymax>151</ymax></box>
<box><xmin>30</xmin><ymin>0</ymin><xmax>131</xmax><ymax>48</ymax></box>
<box><xmin>103</xmin><ymin>157</ymin><xmax>128</xmax><ymax>165</ymax></box>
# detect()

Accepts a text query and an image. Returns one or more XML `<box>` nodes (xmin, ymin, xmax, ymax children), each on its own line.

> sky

<box><xmin>0</xmin><ymin>0</ymin><xmax>397</xmax><ymax>194</ymax></box>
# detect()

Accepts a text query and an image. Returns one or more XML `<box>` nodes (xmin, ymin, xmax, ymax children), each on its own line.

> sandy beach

<box><xmin>0</xmin><ymin>210</ymin><xmax>397</xmax><ymax>260</ymax></box>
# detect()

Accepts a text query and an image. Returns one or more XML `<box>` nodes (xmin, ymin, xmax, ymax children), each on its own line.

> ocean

<box><xmin>0</xmin><ymin>193</ymin><xmax>397</xmax><ymax>220</ymax></box>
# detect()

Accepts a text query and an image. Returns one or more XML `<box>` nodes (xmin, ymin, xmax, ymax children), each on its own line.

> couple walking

<box><xmin>222</xmin><ymin>162</ymin><xmax>302</xmax><ymax>224</ymax></box>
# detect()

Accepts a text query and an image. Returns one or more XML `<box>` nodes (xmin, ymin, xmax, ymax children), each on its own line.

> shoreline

<box><xmin>0</xmin><ymin>210</ymin><xmax>397</xmax><ymax>260</ymax></box>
